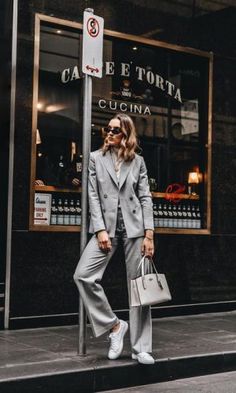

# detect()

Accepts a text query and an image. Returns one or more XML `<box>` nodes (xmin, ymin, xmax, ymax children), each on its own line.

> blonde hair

<box><xmin>101</xmin><ymin>113</ymin><xmax>139</xmax><ymax>161</ymax></box>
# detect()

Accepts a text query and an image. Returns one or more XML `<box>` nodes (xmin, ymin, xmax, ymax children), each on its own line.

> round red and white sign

<box><xmin>87</xmin><ymin>17</ymin><xmax>100</xmax><ymax>38</ymax></box>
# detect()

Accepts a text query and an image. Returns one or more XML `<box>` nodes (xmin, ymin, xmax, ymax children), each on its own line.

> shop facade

<box><xmin>2</xmin><ymin>1</ymin><xmax>236</xmax><ymax>329</ymax></box>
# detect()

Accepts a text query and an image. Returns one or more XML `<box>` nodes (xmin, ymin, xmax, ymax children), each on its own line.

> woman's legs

<box><xmin>73</xmin><ymin>234</ymin><xmax>119</xmax><ymax>337</ymax></box>
<box><xmin>123</xmin><ymin>236</ymin><xmax>152</xmax><ymax>354</ymax></box>
<box><xmin>73</xmin><ymin>212</ymin><xmax>152</xmax><ymax>353</ymax></box>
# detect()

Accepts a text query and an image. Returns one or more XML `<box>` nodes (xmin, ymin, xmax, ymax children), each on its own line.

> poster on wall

<box><xmin>34</xmin><ymin>193</ymin><xmax>51</xmax><ymax>225</ymax></box>
<box><xmin>181</xmin><ymin>99</ymin><xmax>199</xmax><ymax>135</ymax></box>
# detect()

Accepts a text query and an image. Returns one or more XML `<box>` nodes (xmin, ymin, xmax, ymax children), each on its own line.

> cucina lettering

<box><xmin>98</xmin><ymin>99</ymin><xmax>151</xmax><ymax>115</ymax></box>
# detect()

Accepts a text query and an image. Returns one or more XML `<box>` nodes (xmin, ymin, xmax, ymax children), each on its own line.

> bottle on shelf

<box><xmin>182</xmin><ymin>204</ymin><xmax>187</xmax><ymax>228</ymax></box>
<box><xmin>191</xmin><ymin>203</ymin><xmax>197</xmax><ymax>229</ymax></box>
<box><xmin>196</xmin><ymin>204</ymin><xmax>201</xmax><ymax>228</ymax></box>
<box><xmin>172</xmin><ymin>203</ymin><xmax>178</xmax><ymax>228</ymax></box>
<box><xmin>157</xmin><ymin>202</ymin><xmax>164</xmax><ymax>227</ymax></box>
<box><xmin>57</xmin><ymin>198</ymin><xmax>64</xmax><ymax>225</ymax></box>
<box><xmin>163</xmin><ymin>203</ymin><xmax>168</xmax><ymax>227</ymax></box>
<box><xmin>75</xmin><ymin>198</ymin><xmax>82</xmax><ymax>225</ymax></box>
<box><xmin>69</xmin><ymin>199</ymin><xmax>76</xmax><ymax>226</ymax></box>
<box><xmin>50</xmin><ymin>198</ymin><xmax>57</xmax><ymax>225</ymax></box>
<box><xmin>187</xmin><ymin>203</ymin><xmax>193</xmax><ymax>229</ymax></box>
<box><xmin>63</xmin><ymin>198</ymin><xmax>70</xmax><ymax>225</ymax></box>
<box><xmin>153</xmin><ymin>201</ymin><xmax>158</xmax><ymax>228</ymax></box>
<box><xmin>167</xmin><ymin>202</ymin><xmax>173</xmax><ymax>227</ymax></box>
<box><xmin>177</xmin><ymin>204</ymin><xmax>183</xmax><ymax>228</ymax></box>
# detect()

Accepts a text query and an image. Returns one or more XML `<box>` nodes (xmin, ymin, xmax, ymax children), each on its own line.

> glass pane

<box><xmin>33</xmin><ymin>22</ymin><xmax>83</xmax><ymax>227</ymax></box>
<box><xmin>36</xmin><ymin>23</ymin><xmax>82</xmax><ymax>189</ymax></box>
<box><xmin>92</xmin><ymin>37</ymin><xmax>210</xmax><ymax>230</ymax></box>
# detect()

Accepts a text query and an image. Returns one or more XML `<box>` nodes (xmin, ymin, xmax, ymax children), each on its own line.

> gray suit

<box><xmin>88</xmin><ymin>149</ymin><xmax>154</xmax><ymax>237</ymax></box>
<box><xmin>74</xmin><ymin>149</ymin><xmax>154</xmax><ymax>354</ymax></box>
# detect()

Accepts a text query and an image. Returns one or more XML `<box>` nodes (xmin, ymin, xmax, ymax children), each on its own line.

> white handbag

<box><xmin>130</xmin><ymin>256</ymin><xmax>172</xmax><ymax>307</ymax></box>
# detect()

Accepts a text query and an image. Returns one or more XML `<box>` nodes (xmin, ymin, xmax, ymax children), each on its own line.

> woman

<box><xmin>73</xmin><ymin>113</ymin><xmax>155</xmax><ymax>365</ymax></box>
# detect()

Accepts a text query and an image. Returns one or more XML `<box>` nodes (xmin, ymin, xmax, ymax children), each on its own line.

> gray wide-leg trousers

<box><xmin>73</xmin><ymin>210</ymin><xmax>152</xmax><ymax>354</ymax></box>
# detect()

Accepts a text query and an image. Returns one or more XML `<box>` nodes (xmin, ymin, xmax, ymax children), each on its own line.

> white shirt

<box><xmin>110</xmin><ymin>147</ymin><xmax>123</xmax><ymax>208</ymax></box>
<box><xmin>110</xmin><ymin>147</ymin><xmax>123</xmax><ymax>182</ymax></box>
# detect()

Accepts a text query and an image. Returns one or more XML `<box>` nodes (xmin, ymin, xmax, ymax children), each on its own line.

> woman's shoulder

<box><xmin>90</xmin><ymin>149</ymin><xmax>144</xmax><ymax>163</ymax></box>
<box><xmin>134</xmin><ymin>152</ymin><xmax>144</xmax><ymax>163</ymax></box>
<box><xmin>90</xmin><ymin>149</ymin><xmax>103</xmax><ymax>160</ymax></box>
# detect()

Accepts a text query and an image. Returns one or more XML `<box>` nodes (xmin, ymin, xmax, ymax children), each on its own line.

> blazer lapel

<box><xmin>100</xmin><ymin>151</ymin><xmax>119</xmax><ymax>188</ymax></box>
<box><xmin>119</xmin><ymin>158</ymin><xmax>135</xmax><ymax>189</ymax></box>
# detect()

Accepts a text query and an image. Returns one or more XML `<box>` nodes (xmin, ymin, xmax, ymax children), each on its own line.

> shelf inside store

<box><xmin>154</xmin><ymin>228</ymin><xmax>210</xmax><ymax>235</ymax></box>
<box><xmin>35</xmin><ymin>185</ymin><xmax>82</xmax><ymax>193</ymax></box>
<box><xmin>34</xmin><ymin>187</ymin><xmax>199</xmax><ymax>200</ymax></box>
<box><xmin>151</xmin><ymin>192</ymin><xmax>199</xmax><ymax>200</ymax></box>
<box><xmin>30</xmin><ymin>225</ymin><xmax>81</xmax><ymax>232</ymax></box>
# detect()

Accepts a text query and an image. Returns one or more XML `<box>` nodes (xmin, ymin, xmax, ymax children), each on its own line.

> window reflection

<box><xmin>36</xmin><ymin>24</ymin><xmax>82</xmax><ymax>189</ymax></box>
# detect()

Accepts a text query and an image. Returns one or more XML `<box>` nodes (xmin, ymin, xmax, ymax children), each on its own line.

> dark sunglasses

<box><xmin>102</xmin><ymin>126</ymin><xmax>122</xmax><ymax>135</ymax></box>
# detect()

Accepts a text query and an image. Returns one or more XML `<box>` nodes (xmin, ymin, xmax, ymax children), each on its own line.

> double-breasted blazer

<box><xmin>88</xmin><ymin>149</ymin><xmax>154</xmax><ymax>238</ymax></box>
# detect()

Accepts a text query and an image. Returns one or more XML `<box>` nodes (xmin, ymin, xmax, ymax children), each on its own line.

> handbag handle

<box><xmin>137</xmin><ymin>256</ymin><xmax>164</xmax><ymax>290</ymax></box>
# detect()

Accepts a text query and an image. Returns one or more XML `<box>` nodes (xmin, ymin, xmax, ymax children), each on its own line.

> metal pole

<box><xmin>78</xmin><ymin>8</ymin><xmax>94</xmax><ymax>355</ymax></box>
<box><xmin>4</xmin><ymin>0</ymin><xmax>18</xmax><ymax>329</ymax></box>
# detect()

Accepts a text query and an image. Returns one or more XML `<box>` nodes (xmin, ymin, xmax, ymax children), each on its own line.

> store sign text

<box><xmin>98</xmin><ymin>99</ymin><xmax>151</xmax><ymax>115</ymax></box>
<box><xmin>61</xmin><ymin>62</ymin><xmax>182</xmax><ymax>103</ymax></box>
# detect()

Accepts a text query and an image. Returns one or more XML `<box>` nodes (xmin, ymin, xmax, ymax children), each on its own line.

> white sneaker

<box><xmin>108</xmin><ymin>320</ymin><xmax>128</xmax><ymax>360</ymax></box>
<box><xmin>132</xmin><ymin>352</ymin><xmax>155</xmax><ymax>365</ymax></box>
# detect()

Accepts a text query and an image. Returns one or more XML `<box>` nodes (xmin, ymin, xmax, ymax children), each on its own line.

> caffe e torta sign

<box><xmin>60</xmin><ymin>60</ymin><xmax>182</xmax><ymax>116</ymax></box>
<box><xmin>61</xmin><ymin>62</ymin><xmax>182</xmax><ymax>103</ymax></box>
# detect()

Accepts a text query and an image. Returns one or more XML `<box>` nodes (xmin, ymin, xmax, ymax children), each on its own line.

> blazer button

<box><xmin>103</xmin><ymin>209</ymin><xmax>106</xmax><ymax>213</ymax></box>
<box><xmin>104</xmin><ymin>194</ymin><xmax>108</xmax><ymax>198</ymax></box>
<box><xmin>133</xmin><ymin>210</ymin><xmax>136</xmax><ymax>214</ymax></box>
<box><xmin>130</xmin><ymin>196</ymin><xmax>133</xmax><ymax>201</ymax></box>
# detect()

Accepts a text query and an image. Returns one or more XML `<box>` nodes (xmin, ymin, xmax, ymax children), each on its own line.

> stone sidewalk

<box><xmin>0</xmin><ymin>311</ymin><xmax>235</xmax><ymax>392</ymax></box>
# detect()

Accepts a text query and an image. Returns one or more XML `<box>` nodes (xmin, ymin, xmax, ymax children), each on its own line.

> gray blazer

<box><xmin>88</xmin><ymin>149</ymin><xmax>154</xmax><ymax>238</ymax></box>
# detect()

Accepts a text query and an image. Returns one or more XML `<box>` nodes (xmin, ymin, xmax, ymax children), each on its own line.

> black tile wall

<box><xmin>8</xmin><ymin>0</ymin><xmax>236</xmax><ymax>323</ymax></box>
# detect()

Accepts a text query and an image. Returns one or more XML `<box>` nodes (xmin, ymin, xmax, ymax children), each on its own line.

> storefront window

<box><xmin>30</xmin><ymin>19</ymin><xmax>83</xmax><ymax>230</ymax></box>
<box><xmin>36</xmin><ymin>25</ymin><xmax>82</xmax><ymax>188</ymax></box>
<box><xmin>30</xmin><ymin>14</ymin><xmax>212</xmax><ymax>233</ymax></box>
<box><xmin>92</xmin><ymin>37</ymin><xmax>212</xmax><ymax>233</ymax></box>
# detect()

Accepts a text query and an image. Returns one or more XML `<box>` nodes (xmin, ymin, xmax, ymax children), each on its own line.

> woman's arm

<box><xmin>88</xmin><ymin>153</ymin><xmax>106</xmax><ymax>234</ymax></box>
<box><xmin>137</xmin><ymin>157</ymin><xmax>154</xmax><ymax>232</ymax></box>
<box><xmin>138</xmin><ymin>157</ymin><xmax>155</xmax><ymax>257</ymax></box>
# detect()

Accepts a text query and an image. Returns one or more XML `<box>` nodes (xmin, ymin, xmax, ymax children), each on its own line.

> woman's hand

<box><xmin>96</xmin><ymin>230</ymin><xmax>112</xmax><ymax>253</ymax></box>
<box><xmin>141</xmin><ymin>238</ymin><xmax>154</xmax><ymax>258</ymax></box>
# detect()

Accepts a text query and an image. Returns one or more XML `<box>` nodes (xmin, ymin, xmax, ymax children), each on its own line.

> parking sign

<box><xmin>82</xmin><ymin>11</ymin><xmax>104</xmax><ymax>78</ymax></box>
